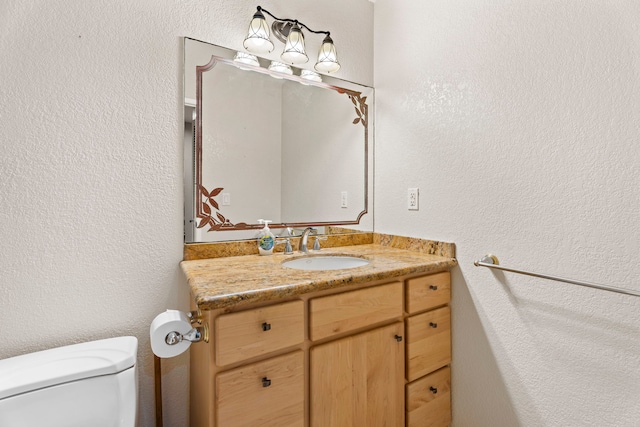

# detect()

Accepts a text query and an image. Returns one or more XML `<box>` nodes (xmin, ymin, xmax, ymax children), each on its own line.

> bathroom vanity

<box><xmin>181</xmin><ymin>237</ymin><xmax>456</xmax><ymax>427</ymax></box>
<box><xmin>181</xmin><ymin>37</ymin><xmax>453</xmax><ymax>427</ymax></box>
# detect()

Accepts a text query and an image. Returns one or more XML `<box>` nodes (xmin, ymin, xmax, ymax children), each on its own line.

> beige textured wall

<box><xmin>374</xmin><ymin>1</ymin><xmax>640</xmax><ymax>426</ymax></box>
<box><xmin>0</xmin><ymin>1</ymin><xmax>373</xmax><ymax>425</ymax></box>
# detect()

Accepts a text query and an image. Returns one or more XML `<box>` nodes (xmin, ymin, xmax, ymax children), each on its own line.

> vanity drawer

<box><xmin>406</xmin><ymin>272</ymin><xmax>450</xmax><ymax>314</ymax></box>
<box><xmin>406</xmin><ymin>366</ymin><xmax>451</xmax><ymax>427</ymax></box>
<box><xmin>215</xmin><ymin>300</ymin><xmax>304</xmax><ymax>366</ymax></box>
<box><xmin>309</xmin><ymin>281</ymin><xmax>403</xmax><ymax>341</ymax></box>
<box><xmin>216</xmin><ymin>351</ymin><xmax>304</xmax><ymax>427</ymax></box>
<box><xmin>406</xmin><ymin>306</ymin><xmax>451</xmax><ymax>381</ymax></box>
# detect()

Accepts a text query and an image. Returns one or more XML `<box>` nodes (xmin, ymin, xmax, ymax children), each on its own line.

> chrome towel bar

<box><xmin>474</xmin><ymin>254</ymin><xmax>640</xmax><ymax>298</ymax></box>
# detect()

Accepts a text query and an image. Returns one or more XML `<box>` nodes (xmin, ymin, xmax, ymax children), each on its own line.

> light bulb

<box><xmin>300</xmin><ymin>70</ymin><xmax>322</xmax><ymax>83</ymax></box>
<box><xmin>268</xmin><ymin>61</ymin><xmax>293</xmax><ymax>79</ymax></box>
<box><xmin>233</xmin><ymin>51</ymin><xmax>260</xmax><ymax>69</ymax></box>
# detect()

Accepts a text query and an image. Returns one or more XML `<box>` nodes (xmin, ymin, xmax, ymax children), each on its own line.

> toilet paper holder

<box><xmin>152</xmin><ymin>309</ymin><xmax>208</xmax><ymax>427</ymax></box>
<box><xmin>164</xmin><ymin>324</ymin><xmax>209</xmax><ymax>346</ymax></box>
<box><xmin>164</xmin><ymin>309</ymin><xmax>209</xmax><ymax>346</ymax></box>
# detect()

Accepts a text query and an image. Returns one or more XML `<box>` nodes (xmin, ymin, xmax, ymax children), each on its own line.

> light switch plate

<box><xmin>341</xmin><ymin>191</ymin><xmax>348</xmax><ymax>208</ymax></box>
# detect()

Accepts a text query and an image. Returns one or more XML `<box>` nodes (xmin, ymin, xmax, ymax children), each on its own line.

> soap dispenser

<box><xmin>256</xmin><ymin>219</ymin><xmax>276</xmax><ymax>256</ymax></box>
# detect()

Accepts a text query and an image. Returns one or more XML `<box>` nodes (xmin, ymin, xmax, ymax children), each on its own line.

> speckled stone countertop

<box><xmin>181</xmin><ymin>243</ymin><xmax>457</xmax><ymax>310</ymax></box>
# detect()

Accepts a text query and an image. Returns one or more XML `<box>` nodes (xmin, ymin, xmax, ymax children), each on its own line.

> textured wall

<box><xmin>0</xmin><ymin>1</ymin><xmax>372</xmax><ymax>426</ymax></box>
<box><xmin>374</xmin><ymin>1</ymin><xmax>640</xmax><ymax>426</ymax></box>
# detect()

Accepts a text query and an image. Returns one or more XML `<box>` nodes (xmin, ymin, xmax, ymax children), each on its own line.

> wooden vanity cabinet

<box><xmin>190</xmin><ymin>270</ymin><xmax>452</xmax><ymax>427</ymax></box>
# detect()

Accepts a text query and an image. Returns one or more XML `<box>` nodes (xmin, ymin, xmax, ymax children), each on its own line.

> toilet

<box><xmin>0</xmin><ymin>336</ymin><xmax>138</xmax><ymax>427</ymax></box>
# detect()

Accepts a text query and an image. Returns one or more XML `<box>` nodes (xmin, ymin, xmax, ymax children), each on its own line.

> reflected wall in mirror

<box><xmin>184</xmin><ymin>38</ymin><xmax>374</xmax><ymax>242</ymax></box>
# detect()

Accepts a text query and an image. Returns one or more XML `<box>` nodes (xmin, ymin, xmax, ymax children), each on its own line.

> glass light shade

<box><xmin>268</xmin><ymin>61</ymin><xmax>293</xmax><ymax>79</ymax></box>
<box><xmin>233</xmin><ymin>51</ymin><xmax>260</xmax><ymax>68</ymax></box>
<box><xmin>281</xmin><ymin>24</ymin><xmax>309</xmax><ymax>64</ymax></box>
<box><xmin>300</xmin><ymin>69</ymin><xmax>322</xmax><ymax>83</ymax></box>
<box><xmin>243</xmin><ymin>11</ymin><xmax>274</xmax><ymax>54</ymax></box>
<box><xmin>314</xmin><ymin>35</ymin><xmax>340</xmax><ymax>73</ymax></box>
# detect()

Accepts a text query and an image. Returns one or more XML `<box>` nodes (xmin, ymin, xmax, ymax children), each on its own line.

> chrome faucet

<box><xmin>298</xmin><ymin>227</ymin><xmax>317</xmax><ymax>253</ymax></box>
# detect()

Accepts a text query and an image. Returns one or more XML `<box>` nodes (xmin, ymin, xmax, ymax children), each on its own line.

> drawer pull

<box><xmin>261</xmin><ymin>322</ymin><xmax>271</xmax><ymax>332</ymax></box>
<box><xmin>394</xmin><ymin>334</ymin><xmax>403</xmax><ymax>342</ymax></box>
<box><xmin>262</xmin><ymin>377</ymin><xmax>271</xmax><ymax>388</ymax></box>
<box><xmin>429</xmin><ymin>386</ymin><xmax>438</xmax><ymax>394</ymax></box>
<box><xmin>429</xmin><ymin>285</ymin><xmax>438</xmax><ymax>290</ymax></box>
<box><xmin>429</xmin><ymin>322</ymin><xmax>438</xmax><ymax>328</ymax></box>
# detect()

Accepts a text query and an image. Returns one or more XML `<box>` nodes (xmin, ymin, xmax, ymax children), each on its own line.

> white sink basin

<box><xmin>282</xmin><ymin>256</ymin><xmax>370</xmax><ymax>271</ymax></box>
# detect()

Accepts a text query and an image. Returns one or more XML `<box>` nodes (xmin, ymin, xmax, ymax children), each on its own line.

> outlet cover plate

<box><xmin>408</xmin><ymin>188</ymin><xmax>419</xmax><ymax>210</ymax></box>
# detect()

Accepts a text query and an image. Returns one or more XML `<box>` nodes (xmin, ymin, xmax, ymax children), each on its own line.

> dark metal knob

<box><xmin>262</xmin><ymin>377</ymin><xmax>271</xmax><ymax>387</ymax></box>
<box><xmin>429</xmin><ymin>386</ymin><xmax>438</xmax><ymax>394</ymax></box>
<box><xmin>429</xmin><ymin>322</ymin><xmax>438</xmax><ymax>328</ymax></box>
<box><xmin>394</xmin><ymin>334</ymin><xmax>403</xmax><ymax>342</ymax></box>
<box><xmin>262</xmin><ymin>322</ymin><xmax>271</xmax><ymax>331</ymax></box>
<box><xmin>429</xmin><ymin>285</ymin><xmax>438</xmax><ymax>290</ymax></box>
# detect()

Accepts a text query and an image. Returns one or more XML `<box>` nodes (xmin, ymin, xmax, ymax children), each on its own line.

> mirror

<box><xmin>184</xmin><ymin>38</ymin><xmax>373</xmax><ymax>242</ymax></box>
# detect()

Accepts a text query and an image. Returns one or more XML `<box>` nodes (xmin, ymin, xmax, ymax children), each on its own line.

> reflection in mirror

<box><xmin>184</xmin><ymin>38</ymin><xmax>373</xmax><ymax>243</ymax></box>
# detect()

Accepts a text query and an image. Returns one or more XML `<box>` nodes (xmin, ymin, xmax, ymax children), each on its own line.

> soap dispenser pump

<box><xmin>257</xmin><ymin>219</ymin><xmax>276</xmax><ymax>256</ymax></box>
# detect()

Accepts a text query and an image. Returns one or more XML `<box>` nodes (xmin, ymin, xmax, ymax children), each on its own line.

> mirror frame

<box><xmin>187</xmin><ymin>40</ymin><xmax>371</xmax><ymax>235</ymax></box>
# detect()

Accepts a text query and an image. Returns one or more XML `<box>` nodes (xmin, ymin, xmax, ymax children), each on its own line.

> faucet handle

<box><xmin>313</xmin><ymin>236</ymin><xmax>328</xmax><ymax>251</ymax></box>
<box><xmin>282</xmin><ymin>227</ymin><xmax>295</xmax><ymax>236</ymax></box>
<box><xmin>275</xmin><ymin>238</ymin><xmax>293</xmax><ymax>255</ymax></box>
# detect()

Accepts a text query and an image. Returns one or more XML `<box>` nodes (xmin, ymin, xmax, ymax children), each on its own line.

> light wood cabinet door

<box><xmin>215</xmin><ymin>351</ymin><xmax>304</xmax><ymax>427</ymax></box>
<box><xmin>406</xmin><ymin>366</ymin><xmax>451</xmax><ymax>427</ymax></box>
<box><xmin>215</xmin><ymin>300</ymin><xmax>304</xmax><ymax>366</ymax></box>
<box><xmin>406</xmin><ymin>306</ymin><xmax>451</xmax><ymax>382</ymax></box>
<box><xmin>406</xmin><ymin>272</ymin><xmax>450</xmax><ymax>314</ymax></box>
<box><xmin>310</xmin><ymin>322</ymin><xmax>405</xmax><ymax>427</ymax></box>
<box><xmin>309</xmin><ymin>281</ymin><xmax>403</xmax><ymax>341</ymax></box>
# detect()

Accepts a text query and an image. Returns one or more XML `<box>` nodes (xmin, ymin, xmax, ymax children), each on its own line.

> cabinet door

<box><xmin>309</xmin><ymin>282</ymin><xmax>403</xmax><ymax>341</ymax></box>
<box><xmin>216</xmin><ymin>351</ymin><xmax>304</xmax><ymax>427</ymax></box>
<box><xmin>406</xmin><ymin>272</ymin><xmax>450</xmax><ymax>314</ymax></box>
<box><xmin>310</xmin><ymin>322</ymin><xmax>404</xmax><ymax>427</ymax></box>
<box><xmin>406</xmin><ymin>366</ymin><xmax>451</xmax><ymax>427</ymax></box>
<box><xmin>406</xmin><ymin>306</ymin><xmax>451</xmax><ymax>382</ymax></box>
<box><xmin>215</xmin><ymin>300</ymin><xmax>304</xmax><ymax>366</ymax></box>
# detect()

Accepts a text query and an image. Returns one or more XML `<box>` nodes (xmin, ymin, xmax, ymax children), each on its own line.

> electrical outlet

<box><xmin>222</xmin><ymin>193</ymin><xmax>231</xmax><ymax>206</ymax></box>
<box><xmin>408</xmin><ymin>188</ymin><xmax>419</xmax><ymax>210</ymax></box>
<box><xmin>341</xmin><ymin>191</ymin><xmax>348</xmax><ymax>208</ymax></box>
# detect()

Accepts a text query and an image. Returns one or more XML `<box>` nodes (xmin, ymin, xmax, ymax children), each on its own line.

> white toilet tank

<box><xmin>0</xmin><ymin>336</ymin><xmax>138</xmax><ymax>427</ymax></box>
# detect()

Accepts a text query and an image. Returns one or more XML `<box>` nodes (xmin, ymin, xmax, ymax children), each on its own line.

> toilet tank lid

<box><xmin>0</xmin><ymin>336</ymin><xmax>138</xmax><ymax>400</ymax></box>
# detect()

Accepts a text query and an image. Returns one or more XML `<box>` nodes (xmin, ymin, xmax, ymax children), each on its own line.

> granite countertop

<box><xmin>181</xmin><ymin>243</ymin><xmax>457</xmax><ymax>310</ymax></box>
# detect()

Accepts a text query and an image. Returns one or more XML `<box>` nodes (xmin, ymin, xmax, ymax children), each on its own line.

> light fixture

<box><xmin>243</xmin><ymin>6</ymin><xmax>341</xmax><ymax>73</ymax></box>
<box><xmin>243</xmin><ymin>9</ymin><xmax>274</xmax><ymax>54</ymax></box>
<box><xmin>233</xmin><ymin>51</ymin><xmax>260</xmax><ymax>69</ymax></box>
<box><xmin>281</xmin><ymin>23</ymin><xmax>308</xmax><ymax>64</ymax></box>
<box><xmin>300</xmin><ymin>69</ymin><xmax>322</xmax><ymax>83</ymax></box>
<box><xmin>267</xmin><ymin>61</ymin><xmax>293</xmax><ymax>79</ymax></box>
<box><xmin>315</xmin><ymin>35</ymin><xmax>340</xmax><ymax>73</ymax></box>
